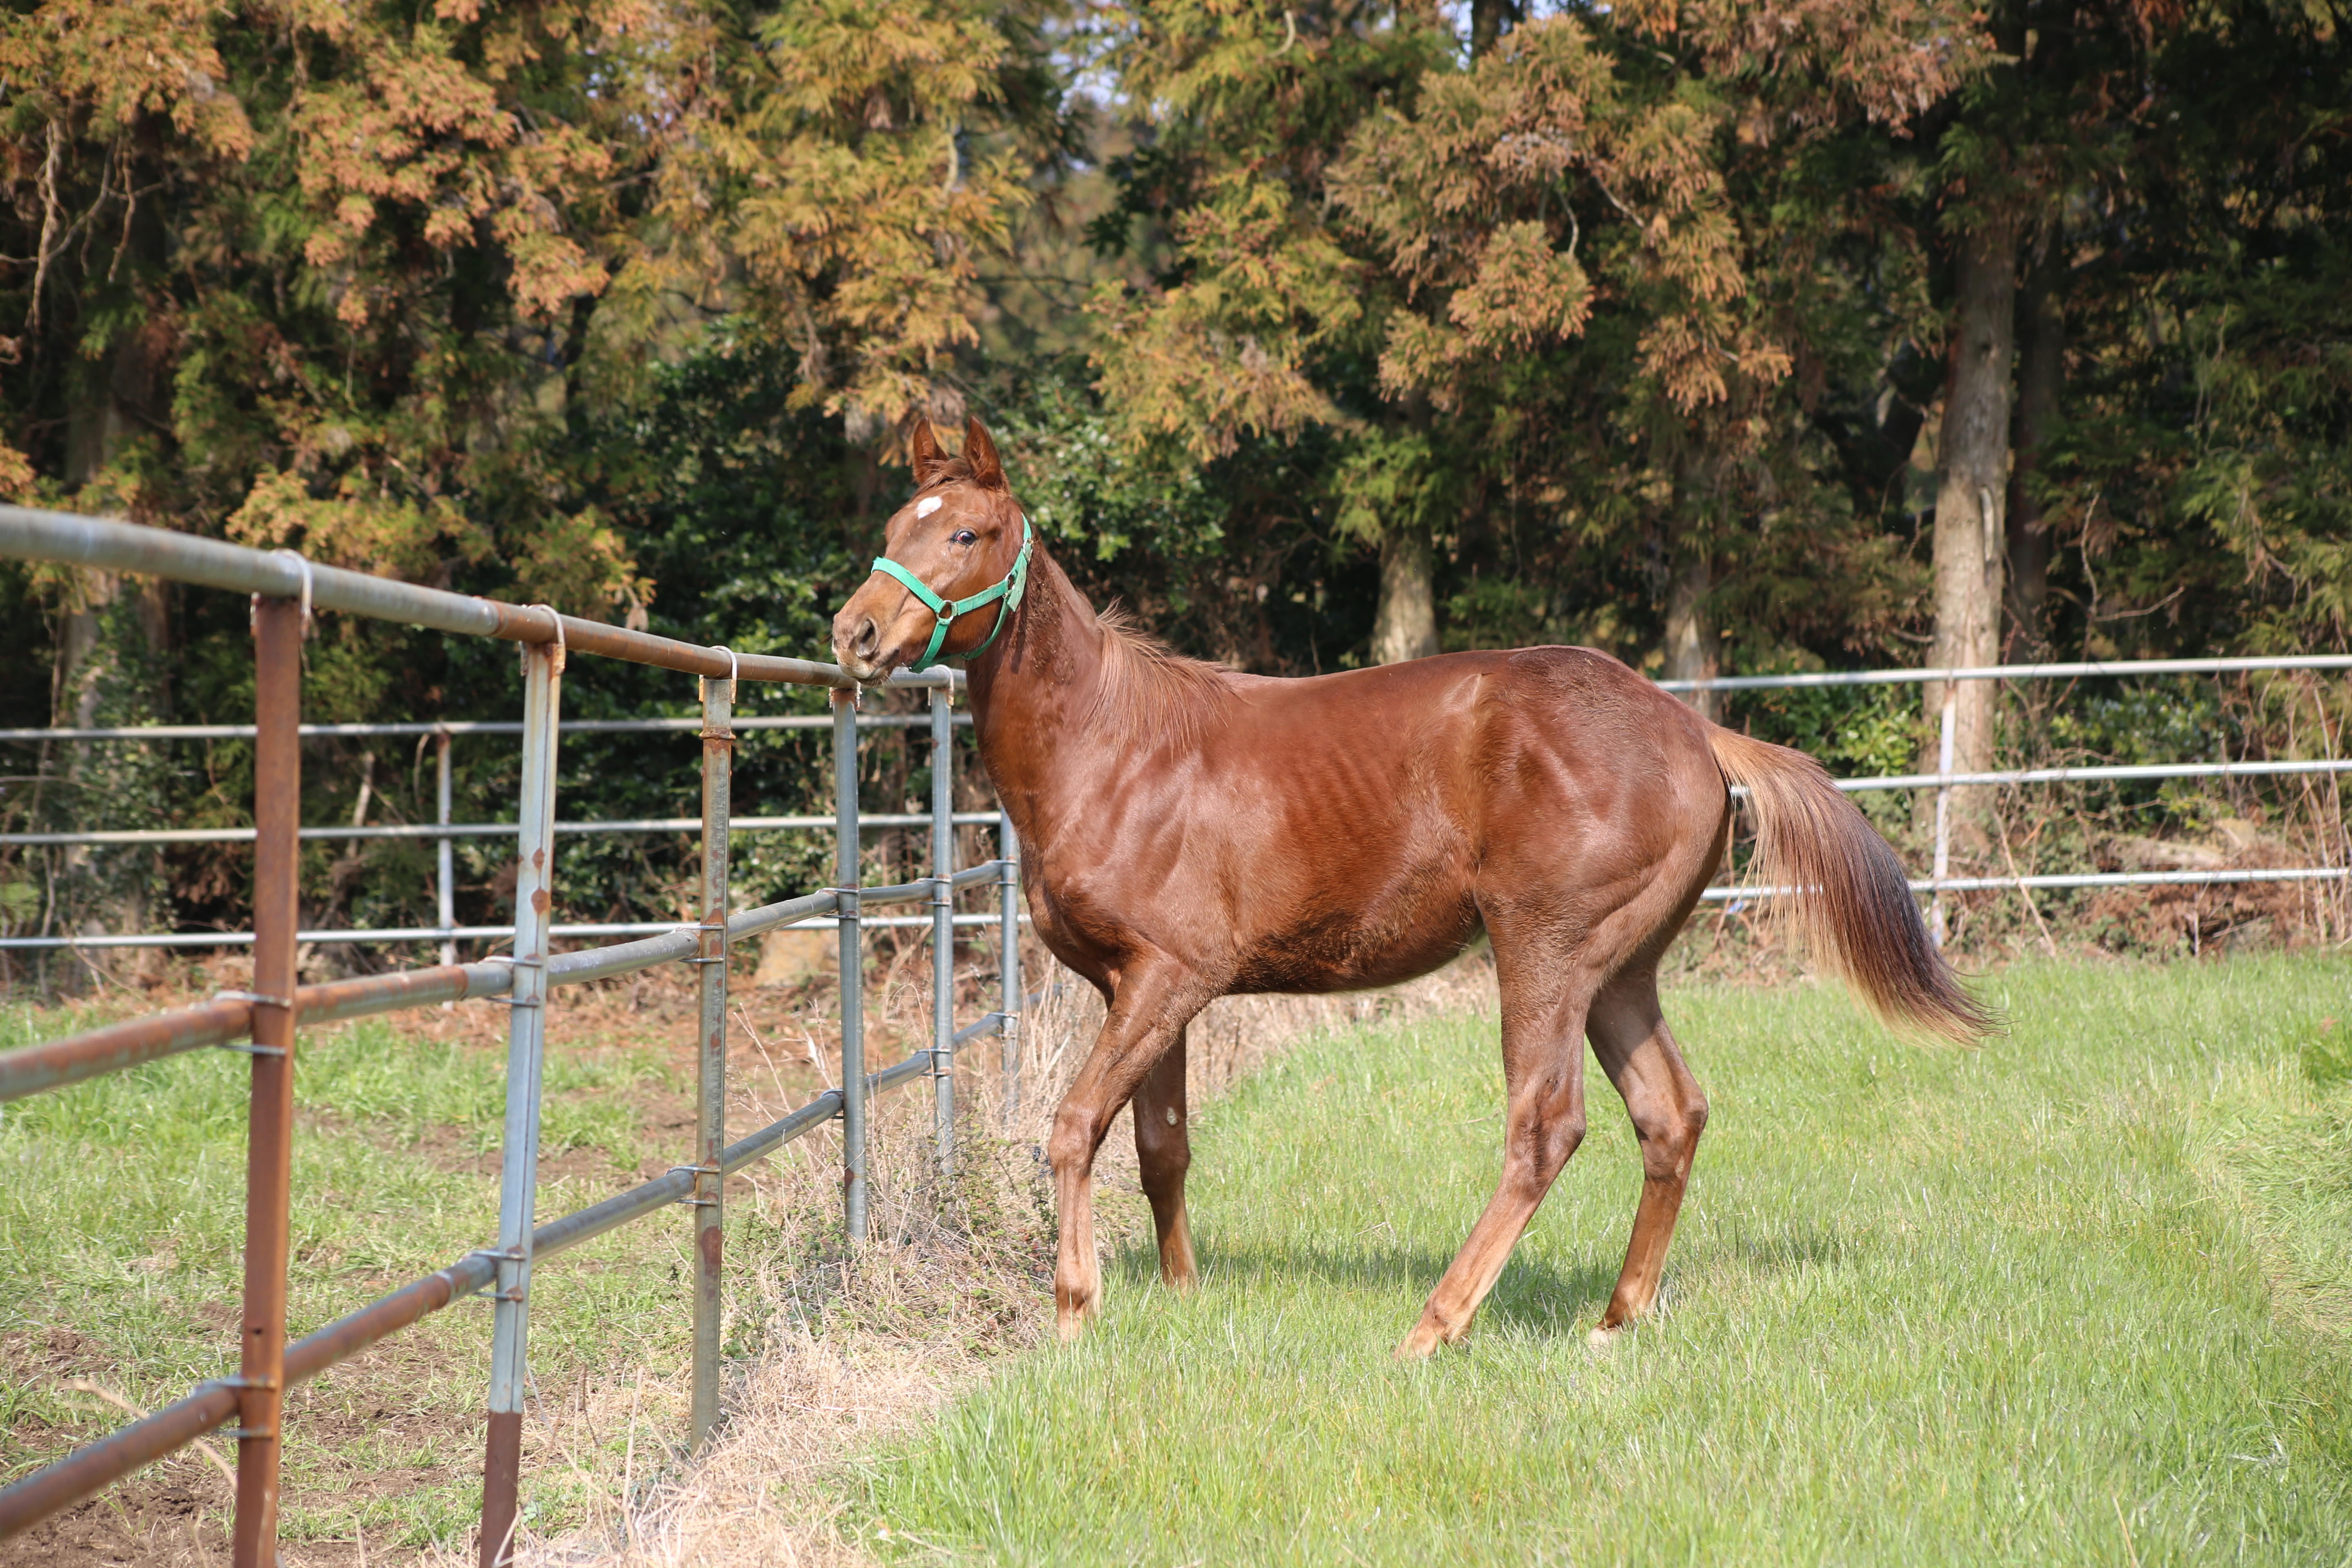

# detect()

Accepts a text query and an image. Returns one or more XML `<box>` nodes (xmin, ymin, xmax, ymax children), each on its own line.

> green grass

<box><xmin>0</xmin><ymin>1008</ymin><xmax>713</xmax><ymax>1548</ymax></box>
<box><xmin>860</xmin><ymin>956</ymin><xmax>2352</xmax><ymax>1565</ymax></box>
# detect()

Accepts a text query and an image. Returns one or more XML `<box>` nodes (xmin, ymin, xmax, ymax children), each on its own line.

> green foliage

<box><xmin>1733</xmin><ymin>682</ymin><xmax>1925</xmax><ymax>779</ymax></box>
<box><xmin>984</xmin><ymin>361</ymin><xmax>1229</xmax><ymax>566</ymax></box>
<box><xmin>3</xmin><ymin>0</ymin><xmax>2351</xmax><ymax>959</ymax></box>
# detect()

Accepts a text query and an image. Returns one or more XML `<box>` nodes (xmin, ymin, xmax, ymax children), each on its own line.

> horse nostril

<box><xmin>853</xmin><ymin>617</ymin><xmax>880</xmax><ymax>659</ymax></box>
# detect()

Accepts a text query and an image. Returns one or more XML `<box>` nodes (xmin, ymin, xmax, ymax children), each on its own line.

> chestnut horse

<box><xmin>833</xmin><ymin>419</ymin><xmax>1989</xmax><ymax>1357</ymax></box>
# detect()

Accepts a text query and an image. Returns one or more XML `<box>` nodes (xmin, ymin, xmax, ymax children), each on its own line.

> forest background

<box><xmin>0</xmin><ymin>0</ymin><xmax>2347</xmax><ymax>972</ymax></box>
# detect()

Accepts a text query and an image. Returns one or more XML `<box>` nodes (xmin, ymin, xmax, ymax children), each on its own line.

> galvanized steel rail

<box><xmin>0</xmin><ymin>710</ymin><xmax>993</xmax><ymax>953</ymax></box>
<box><xmin>0</xmin><ymin>507</ymin><xmax>1026</xmax><ymax>1567</ymax></box>
<box><xmin>8</xmin><ymin>635</ymin><xmax>2344</xmax><ymax>953</ymax></box>
<box><xmin>1659</xmin><ymin>651</ymin><xmax>2350</xmax><ymax>941</ymax></box>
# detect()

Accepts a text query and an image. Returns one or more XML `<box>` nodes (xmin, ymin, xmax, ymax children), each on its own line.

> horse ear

<box><xmin>964</xmin><ymin>417</ymin><xmax>1006</xmax><ymax>491</ymax></box>
<box><xmin>909</xmin><ymin>420</ymin><xmax>951</xmax><ymax>485</ymax></box>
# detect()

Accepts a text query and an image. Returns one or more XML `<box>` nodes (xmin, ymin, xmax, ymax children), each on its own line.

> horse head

<box><xmin>831</xmin><ymin>417</ymin><xmax>1032</xmax><ymax>682</ymax></box>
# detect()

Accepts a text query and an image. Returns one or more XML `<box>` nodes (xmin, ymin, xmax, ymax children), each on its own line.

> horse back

<box><xmin>1029</xmin><ymin>647</ymin><xmax>1723</xmax><ymax>997</ymax></box>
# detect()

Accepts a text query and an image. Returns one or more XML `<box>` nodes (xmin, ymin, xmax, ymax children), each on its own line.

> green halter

<box><xmin>869</xmin><ymin>515</ymin><xmax>1034</xmax><ymax>670</ymax></box>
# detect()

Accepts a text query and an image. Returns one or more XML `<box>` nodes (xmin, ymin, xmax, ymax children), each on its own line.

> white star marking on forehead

<box><xmin>915</xmin><ymin>496</ymin><xmax>943</xmax><ymax>519</ymax></box>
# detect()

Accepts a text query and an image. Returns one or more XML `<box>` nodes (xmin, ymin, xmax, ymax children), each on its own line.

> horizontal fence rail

<box><xmin>1656</xmin><ymin>654</ymin><xmax>2352</xmax><ymax>691</ymax></box>
<box><xmin>0</xmin><ymin>811</ymin><xmax>1001</xmax><ymax>847</ymax></box>
<box><xmin>0</xmin><ymin>715</ymin><xmax>968</xmax><ymax>739</ymax></box>
<box><xmin>0</xmin><ymin>707</ymin><xmax>994</xmax><ymax>958</ymax></box>
<box><xmin>9</xmin><ymin>696</ymin><xmax>2343</xmax><ymax>951</ymax></box>
<box><xmin>0</xmin><ymin>506</ymin><xmax>1028</xmax><ymax>1567</ymax></box>
<box><xmin>0</xmin><ymin>505</ymin><xmax>953</xmax><ymax>689</ymax></box>
<box><xmin>0</xmin><ymin>913</ymin><xmax>1027</xmax><ymax>951</ymax></box>
<box><xmin>1702</xmin><ymin>866</ymin><xmax>2351</xmax><ymax>903</ymax></box>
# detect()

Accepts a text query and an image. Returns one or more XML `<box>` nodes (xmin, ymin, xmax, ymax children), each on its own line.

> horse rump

<box><xmin>1705</xmin><ymin>726</ymin><xmax>1995</xmax><ymax>1043</ymax></box>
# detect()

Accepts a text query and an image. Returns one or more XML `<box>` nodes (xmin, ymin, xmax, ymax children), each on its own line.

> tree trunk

<box><xmin>1926</xmin><ymin>218</ymin><xmax>2018</xmax><ymax>848</ymax></box>
<box><xmin>1470</xmin><ymin>0</ymin><xmax>1519</xmax><ymax>58</ymax></box>
<box><xmin>1663</xmin><ymin>446</ymin><xmax>1719</xmax><ymax>720</ymax></box>
<box><xmin>2007</xmin><ymin>227</ymin><xmax>2062</xmax><ymax>654</ymax></box>
<box><xmin>1663</xmin><ymin>557</ymin><xmax>1717</xmax><ymax>722</ymax></box>
<box><xmin>1372</xmin><ymin>523</ymin><xmax>1440</xmax><ymax>665</ymax></box>
<box><xmin>51</xmin><ymin>328</ymin><xmax>175</xmax><ymax>971</ymax></box>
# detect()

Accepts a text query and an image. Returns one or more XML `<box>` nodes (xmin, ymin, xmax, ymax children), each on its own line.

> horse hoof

<box><xmin>1587</xmin><ymin>1324</ymin><xmax>1624</xmax><ymax>1351</ymax></box>
<box><xmin>1394</xmin><ymin>1326</ymin><xmax>1442</xmax><ymax>1361</ymax></box>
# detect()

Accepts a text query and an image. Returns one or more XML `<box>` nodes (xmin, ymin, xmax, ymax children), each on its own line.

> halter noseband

<box><xmin>869</xmin><ymin>514</ymin><xmax>1034</xmax><ymax>670</ymax></box>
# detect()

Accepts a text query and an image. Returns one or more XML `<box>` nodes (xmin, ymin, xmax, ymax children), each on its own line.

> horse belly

<box><xmin>1226</xmin><ymin>879</ymin><xmax>1482</xmax><ymax>994</ymax></box>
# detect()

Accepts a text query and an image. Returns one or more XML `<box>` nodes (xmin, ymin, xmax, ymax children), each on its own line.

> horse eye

<box><xmin>953</xmin><ymin>529</ymin><xmax>978</xmax><ymax>546</ymax></box>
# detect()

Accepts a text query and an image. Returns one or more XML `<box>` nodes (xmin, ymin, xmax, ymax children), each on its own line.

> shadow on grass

<box><xmin>1106</xmin><ymin>1238</ymin><xmax>1621</xmax><ymax>1340</ymax></box>
<box><xmin>1106</xmin><ymin>1221</ymin><xmax>1859</xmax><ymax>1342</ymax></box>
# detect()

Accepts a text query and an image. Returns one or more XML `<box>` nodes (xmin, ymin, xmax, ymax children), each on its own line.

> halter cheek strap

<box><xmin>870</xmin><ymin>516</ymin><xmax>1034</xmax><ymax>670</ymax></box>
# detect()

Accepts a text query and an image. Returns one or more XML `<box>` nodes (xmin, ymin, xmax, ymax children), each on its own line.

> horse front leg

<box><xmin>1047</xmin><ymin>962</ymin><xmax>1200</xmax><ymax>1339</ymax></box>
<box><xmin>1131</xmin><ymin>1026</ymin><xmax>1197</xmax><ymax>1290</ymax></box>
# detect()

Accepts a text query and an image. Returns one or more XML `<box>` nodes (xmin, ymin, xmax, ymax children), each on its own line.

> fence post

<box><xmin>1931</xmin><ymin>685</ymin><xmax>1957</xmax><ymax>948</ymax></box>
<box><xmin>833</xmin><ymin>690</ymin><xmax>866</xmax><ymax>1241</ymax></box>
<box><xmin>690</xmin><ymin>665</ymin><xmax>734</xmax><ymax>1448</ymax></box>
<box><xmin>480</xmin><ymin>626</ymin><xmax>564</xmax><ymax>1568</ymax></box>
<box><xmin>436</xmin><ymin>728</ymin><xmax>456</xmax><ymax>971</ymax></box>
<box><xmin>230</xmin><ymin>593</ymin><xmax>302</xmax><ymax>1568</ymax></box>
<box><xmin>999</xmin><ymin>808</ymin><xmax>1020</xmax><ymax>1127</ymax></box>
<box><xmin>930</xmin><ymin>685</ymin><xmax>956</xmax><ymax>1173</ymax></box>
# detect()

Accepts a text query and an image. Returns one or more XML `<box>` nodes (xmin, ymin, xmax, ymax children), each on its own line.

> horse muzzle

<box><xmin>830</xmin><ymin>583</ymin><xmax>932</xmax><ymax>682</ymax></box>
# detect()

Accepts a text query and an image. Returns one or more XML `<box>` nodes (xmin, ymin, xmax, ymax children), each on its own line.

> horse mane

<box><xmin>1086</xmin><ymin>604</ymin><xmax>1234</xmax><ymax>748</ymax></box>
<box><xmin>914</xmin><ymin>457</ymin><xmax>980</xmax><ymax>492</ymax></box>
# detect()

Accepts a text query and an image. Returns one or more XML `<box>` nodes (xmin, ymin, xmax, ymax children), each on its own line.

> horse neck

<box><xmin>963</xmin><ymin>548</ymin><xmax>1114</xmax><ymax>839</ymax></box>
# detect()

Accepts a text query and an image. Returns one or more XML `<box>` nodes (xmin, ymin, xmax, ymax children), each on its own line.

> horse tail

<box><xmin>1705</xmin><ymin>726</ymin><xmax>1995</xmax><ymax>1043</ymax></box>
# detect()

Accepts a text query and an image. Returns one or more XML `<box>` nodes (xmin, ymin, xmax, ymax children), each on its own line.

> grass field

<box><xmin>0</xmin><ymin>1004</ymin><xmax>718</xmax><ymax>1552</ymax></box>
<box><xmin>858</xmin><ymin>955</ymin><xmax>2352</xmax><ymax>1565</ymax></box>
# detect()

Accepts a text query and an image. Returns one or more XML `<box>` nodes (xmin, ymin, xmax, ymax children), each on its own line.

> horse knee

<box><xmin>1047</xmin><ymin>1103</ymin><xmax>1102</xmax><ymax>1175</ymax></box>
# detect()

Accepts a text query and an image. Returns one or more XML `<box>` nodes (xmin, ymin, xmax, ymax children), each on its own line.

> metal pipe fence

<box><xmin>0</xmin><ymin>713</ymin><xmax>991</xmax><ymax>954</ymax></box>
<box><xmin>1662</xmin><ymin>655</ymin><xmax>2349</xmax><ymax>941</ymax></box>
<box><xmin>0</xmin><ymin>503</ymin><xmax>2346</xmax><ymax>1558</ymax></box>
<box><xmin>0</xmin><ymin>506</ymin><xmax>1025</xmax><ymax>1567</ymax></box>
<box><xmin>9</xmin><ymin>643</ymin><xmax>2341</xmax><ymax>954</ymax></box>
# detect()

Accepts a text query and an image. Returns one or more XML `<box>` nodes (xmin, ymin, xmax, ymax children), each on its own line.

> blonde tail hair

<box><xmin>1707</xmin><ymin>727</ymin><xmax>1994</xmax><ymax>1043</ymax></box>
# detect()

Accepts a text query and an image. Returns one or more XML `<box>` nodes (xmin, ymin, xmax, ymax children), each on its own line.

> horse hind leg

<box><xmin>1131</xmin><ymin>1026</ymin><xmax>1198</xmax><ymax>1290</ymax></box>
<box><xmin>1396</xmin><ymin>987</ymin><xmax>1591</xmax><ymax>1360</ymax></box>
<box><xmin>1586</xmin><ymin>966</ymin><xmax>1708</xmax><ymax>1341</ymax></box>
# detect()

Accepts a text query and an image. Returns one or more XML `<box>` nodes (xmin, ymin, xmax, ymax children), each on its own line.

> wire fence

<box><xmin>0</xmin><ymin>506</ymin><xmax>1024</xmax><ymax>1567</ymax></box>
<box><xmin>0</xmin><ymin>713</ymin><xmax>997</xmax><ymax>952</ymax></box>
<box><xmin>1662</xmin><ymin>659</ymin><xmax>2351</xmax><ymax>946</ymax></box>
<box><xmin>8</xmin><ymin>667</ymin><xmax>2343</xmax><ymax>953</ymax></box>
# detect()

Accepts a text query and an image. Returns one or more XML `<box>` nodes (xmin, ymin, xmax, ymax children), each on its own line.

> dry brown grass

<box><xmin>483</xmin><ymin>948</ymin><xmax>1499</xmax><ymax>1568</ymax></box>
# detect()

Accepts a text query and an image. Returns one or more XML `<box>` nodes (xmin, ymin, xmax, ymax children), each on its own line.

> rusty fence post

<box><xmin>690</xmin><ymin>658</ymin><xmax>734</xmax><ymax>1448</ymax></box>
<box><xmin>929</xmin><ymin>685</ymin><xmax>956</xmax><ymax>1173</ymax></box>
<box><xmin>480</xmin><ymin>621</ymin><xmax>564</xmax><ymax>1568</ymax></box>
<box><xmin>833</xmin><ymin>691</ymin><xmax>866</xmax><ymax>1241</ymax></box>
<box><xmin>999</xmin><ymin>808</ymin><xmax>1020</xmax><ymax>1127</ymax></box>
<box><xmin>230</xmin><ymin>591</ymin><xmax>303</xmax><ymax>1568</ymax></box>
